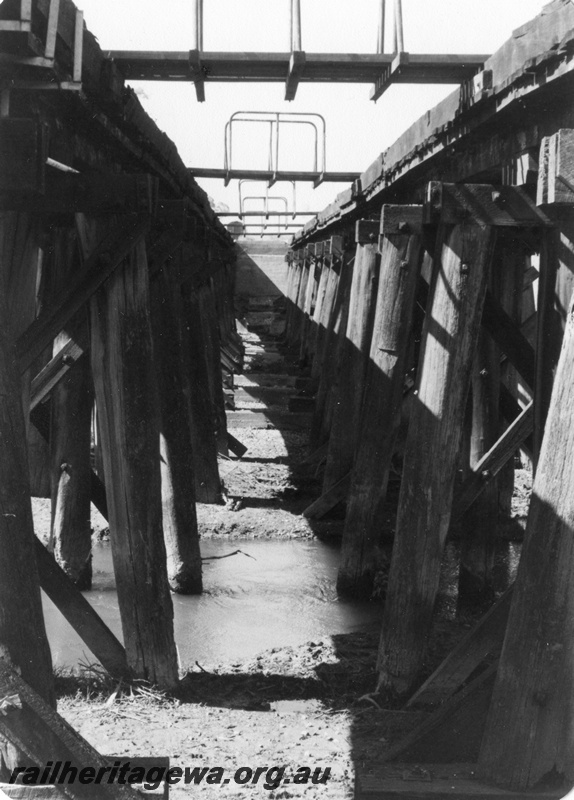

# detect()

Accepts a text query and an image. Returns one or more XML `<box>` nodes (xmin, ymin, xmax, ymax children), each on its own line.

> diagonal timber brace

<box><xmin>0</xmin><ymin>661</ymin><xmax>138</xmax><ymax>798</ymax></box>
<box><xmin>17</xmin><ymin>213</ymin><xmax>151</xmax><ymax>373</ymax></box>
<box><xmin>424</xmin><ymin>182</ymin><xmax>553</xmax><ymax>228</ymax></box>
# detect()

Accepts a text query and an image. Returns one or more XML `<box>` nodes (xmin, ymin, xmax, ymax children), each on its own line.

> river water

<box><xmin>43</xmin><ymin>539</ymin><xmax>383</xmax><ymax>670</ymax></box>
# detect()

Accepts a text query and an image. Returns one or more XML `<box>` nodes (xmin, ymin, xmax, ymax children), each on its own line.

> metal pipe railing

<box><xmin>377</xmin><ymin>0</ymin><xmax>386</xmax><ymax>54</ymax></box>
<box><xmin>192</xmin><ymin>0</ymin><xmax>404</xmax><ymax>59</ymax></box>
<box><xmin>238</xmin><ymin>179</ymin><xmax>296</xmax><ymax>222</ymax></box>
<box><xmin>395</xmin><ymin>0</ymin><xmax>404</xmax><ymax>52</ymax></box>
<box><xmin>291</xmin><ymin>0</ymin><xmax>302</xmax><ymax>51</ymax></box>
<box><xmin>191</xmin><ymin>0</ymin><xmax>203</xmax><ymax>51</ymax></box>
<box><xmin>224</xmin><ymin>111</ymin><xmax>326</xmax><ymax>183</ymax></box>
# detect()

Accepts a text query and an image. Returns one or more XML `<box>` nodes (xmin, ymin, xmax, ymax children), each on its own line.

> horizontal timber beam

<box><xmin>189</xmin><ymin>168</ymin><xmax>360</xmax><ymax>184</ymax></box>
<box><xmin>109</xmin><ymin>50</ymin><xmax>487</xmax><ymax>87</ymax></box>
<box><xmin>0</xmin><ymin>172</ymin><xmax>158</xmax><ymax>214</ymax></box>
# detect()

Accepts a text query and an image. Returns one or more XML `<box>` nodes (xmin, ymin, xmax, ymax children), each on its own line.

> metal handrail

<box><xmin>191</xmin><ymin>0</ymin><xmax>404</xmax><ymax>57</ymax></box>
<box><xmin>224</xmin><ymin>112</ymin><xmax>326</xmax><ymax>186</ymax></box>
<box><xmin>238</xmin><ymin>179</ymin><xmax>297</xmax><ymax>220</ymax></box>
<box><xmin>240</xmin><ymin>196</ymin><xmax>289</xmax><ymax>230</ymax></box>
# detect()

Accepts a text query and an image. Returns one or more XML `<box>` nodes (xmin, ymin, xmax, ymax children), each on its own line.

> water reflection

<box><xmin>43</xmin><ymin>539</ymin><xmax>383</xmax><ymax>670</ymax></box>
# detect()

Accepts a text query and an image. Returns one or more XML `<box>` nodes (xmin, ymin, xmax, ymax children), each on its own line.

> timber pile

<box><xmin>0</xmin><ymin>0</ymin><xmax>241</xmax><ymax>792</ymax></box>
<box><xmin>285</xmin><ymin>0</ymin><xmax>574</xmax><ymax>796</ymax></box>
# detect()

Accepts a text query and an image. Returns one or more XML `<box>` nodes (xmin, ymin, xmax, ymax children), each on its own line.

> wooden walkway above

<box><xmin>108</xmin><ymin>50</ymin><xmax>488</xmax><ymax>101</ymax></box>
<box><xmin>189</xmin><ymin>168</ymin><xmax>361</xmax><ymax>186</ymax></box>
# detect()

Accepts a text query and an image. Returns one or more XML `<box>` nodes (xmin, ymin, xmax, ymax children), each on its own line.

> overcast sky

<box><xmin>77</xmin><ymin>0</ymin><xmax>547</xmax><ymax>229</ymax></box>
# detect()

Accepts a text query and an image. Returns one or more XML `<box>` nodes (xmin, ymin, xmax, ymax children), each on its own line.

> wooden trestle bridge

<box><xmin>1</xmin><ymin>0</ymin><xmax>574</xmax><ymax>797</ymax></box>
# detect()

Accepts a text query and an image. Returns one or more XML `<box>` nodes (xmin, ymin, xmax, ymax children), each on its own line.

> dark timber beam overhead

<box><xmin>189</xmin><ymin>168</ymin><xmax>360</xmax><ymax>186</ymax></box>
<box><xmin>107</xmin><ymin>50</ymin><xmax>488</xmax><ymax>100</ymax></box>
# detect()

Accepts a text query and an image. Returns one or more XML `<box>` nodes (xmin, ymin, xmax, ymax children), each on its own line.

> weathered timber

<box><xmin>378</xmin><ymin>204</ymin><xmax>424</xmax><ymax>241</ymax></box>
<box><xmin>90</xmin><ymin>234</ymin><xmax>178</xmax><ymax>687</ymax></box>
<box><xmin>477</xmin><ymin>286</ymin><xmax>574</xmax><ymax>789</ymax></box>
<box><xmin>537</xmin><ymin>128</ymin><xmax>574</xmax><ymax>207</ymax></box>
<box><xmin>356</xmin><ymin>762</ymin><xmax>565</xmax><ymax>800</ymax></box>
<box><xmin>299</xmin><ymin>440</ymin><xmax>330</xmax><ymax>467</ymax></box>
<box><xmin>0</xmin><ymin>276</ymin><xmax>54</xmax><ymax>706</ymax></box>
<box><xmin>298</xmin><ymin>244</ymin><xmax>317</xmax><ymax>360</ymax></box>
<box><xmin>309</xmin><ymin>247</ymin><xmax>354</xmax><ymax>450</ymax></box>
<box><xmin>284</xmin><ymin>252</ymin><xmax>300</xmax><ymax>342</ymax></box>
<box><xmin>29</xmin><ymin>332</ymin><xmax>87</xmax><ymax>411</ymax></box>
<box><xmin>383</xmin><ymin>664</ymin><xmax>498</xmax><ymax>764</ymax></box>
<box><xmin>407</xmin><ymin>588</ymin><xmax>512</xmax><ymax>709</ymax></box>
<box><xmin>458</xmin><ymin>328</ymin><xmax>500</xmax><ymax>610</ymax></box>
<box><xmin>300</xmin><ymin>244</ymin><xmax>323</xmax><ymax>362</ymax></box>
<box><xmin>495</xmin><ymin>241</ymin><xmax>527</xmax><ymax>524</ymax></box>
<box><xmin>2</xmin><ymin>171</ymin><xmax>158</xmax><ymax>216</ymax></box>
<box><xmin>1</xmin><ymin>210</ymin><xmax>41</xmax><ymax>418</ymax></box>
<box><xmin>198</xmin><ymin>279</ymin><xmax>229</xmax><ymax>457</ymax></box>
<box><xmin>534</xmin><ymin>132</ymin><xmax>574</xmax><ymax>460</ymax></box>
<box><xmin>33</xmin><ymin>538</ymin><xmax>130</xmax><ymax>680</ymax></box>
<box><xmin>338</xmin><ymin>216</ymin><xmax>423</xmax><ymax>598</ymax></box>
<box><xmin>481</xmin><ymin>290</ymin><xmax>536</xmax><ymax>389</ymax></box>
<box><xmin>302</xmin><ymin>472</ymin><xmax>350</xmax><ymax>520</ymax></box>
<box><xmin>227</xmin><ymin>431</ymin><xmax>248</xmax><ymax>457</ymax></box>
<box><xmin>322</xmin><ymin>225</ymin><xmax>380</xmax><ymax>493</ymax></box>
<box><xmin>50</xmin><ymin>339</ymin><xmax>93</xmax><ymax>590</ymax></box>
<box><xmin>0</xmin><ymin>661</ymin><xmax>141</xmax><ymax>799</ymax></box>
<box><xmin>0</xmin><ymin>119</ymin><xmax>46</xmax><ymax>200</ymax></box>
<box><xmin>305</xmin><ymin>242</ymin><xmax>329</xmax><ymax>364</ymax></box>
<box><xmin>150</xmin><ymin>266</ymin><xmax>202</xmax><ymax>594</ymax></box>
<box><xmin>377</xmin><ymin>222</ymin><xmax>496</xmax><ymax>695</ymax></box>
<box><xmin>28</xmin><ymin>367</ymin><xmax>109</xmax><ymax>521</ymax></box>
<box><xmin>112</xmin><ymin>49</ymin><xmax>486</xmax><ymax>87</ymax></box>
<box><xmin>452</xmin><ymin>403</ymin><xmax>533</xmax><ymax>523</ymax></box>
<box><xmin>424</xmin><ymin>182</ymin><xmax>551</xmax><ymax>229</ymax></box>
<box><xmin>26</xmin><ymin>329</ymin><xmax>54</xmax><ymax>498</ymax></box>
<box><xmin>17</xmin><ymin>213</ymin><xmax>151</xmax><ymax>373</ymax></box>
<box><xmin>48</xmin><ymin>229</ymin><xmax>93</xmax><ymax>590</ymax></box>
<box><xmin>180</xmin><ymin>274</ymin><xmax>222</xmax><ymax>503</ymax></box>
<box><xmin>311</xmin><ymin>236</ymin><xmax>344</xmax><ymax>378</ymax></box>
<box><xmin>290</xmin><ymin>246</ymin><xmax>312</xmax><ymax>346</ymax></box>
<box><xmin>535</xmin><ymin>225</ymin><xmax>562</xmax><ymax>461</ymax></box>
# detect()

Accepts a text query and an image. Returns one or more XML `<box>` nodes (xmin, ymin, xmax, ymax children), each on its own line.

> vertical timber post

<box><xmin>0</xmin><ymin>214</ymin><xmax>54</xmax><ymax>708</ymax></box>
<box><xmin>337</xmin><ymin>207</ymin><xmax>423</xmax><ymax>598</ymax></box>
<box><xmin>90</xmin><ymin>232</ymin><xmax>179</xmax><ymax>687</ymax></box>
<box><xmin>150</xmin><ymin>264</ymin><xmax>203</xmax><ymax>594</ymax></box>
<box><xmin>477</xmin><ymin>282</ymin><xmax>574</xmax><ymax>790</ymax></box>
<box><xmin>198</xmin><ymin>274</ymin><xmax>229</xmax><ymax>457</ymax></box>
<box><xmin>377</xmin><ymin>211</ymin><xmax>496</xmax><ymax>695</ymax></box>
<box><xmin>300</xmin><ymin>242</ymin><xmax>323</xmax><ymax>363</ymax></box>
<box><xmin>311</xmin><ymin>236</ymin><xmax>343</xmax><ymax>379</ymax></box>
<box><xmin>535</xmin><ymin>131</ymin><xmax>574</xmax><ymax>462</ymax></box>
<box><xmin>457</xmin><ymin>327</ymin><xmax>499</xmax><ymax>609</ymax></box>
<box><xmin>49</xmin><ymin>229</ymin><xmax>93</xmax><ymax>589</ymax></box>
<box><xmin>292</xmin><ymin>244</ymin><xmax>312</xmax><ymax>347</ymax></box>
<box><xmin>309</xmin><ymin>241</ymin><xmax>354</xmax><ymax>450</ymax></box>
<box><xmin>322</xmin><ymin>220</ymin><xmax>380</xmax><ymax>493</ymax></box>
<box><xmin>180</xmin><ymin>244</ymin><xmax>222</xmax><ymax>503</ymax></box>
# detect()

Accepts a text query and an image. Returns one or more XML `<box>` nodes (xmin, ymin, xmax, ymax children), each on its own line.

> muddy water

<box><xmin>43</xmin><ymin>539</ymin><xmax>382</xmax><ymax>671</ymax></box>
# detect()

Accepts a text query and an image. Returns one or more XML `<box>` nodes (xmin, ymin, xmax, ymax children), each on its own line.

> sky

<box><xmin>76</xmin><ymin>0</ymin><xmax>547</xmax><ymax>232</ymax></box>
